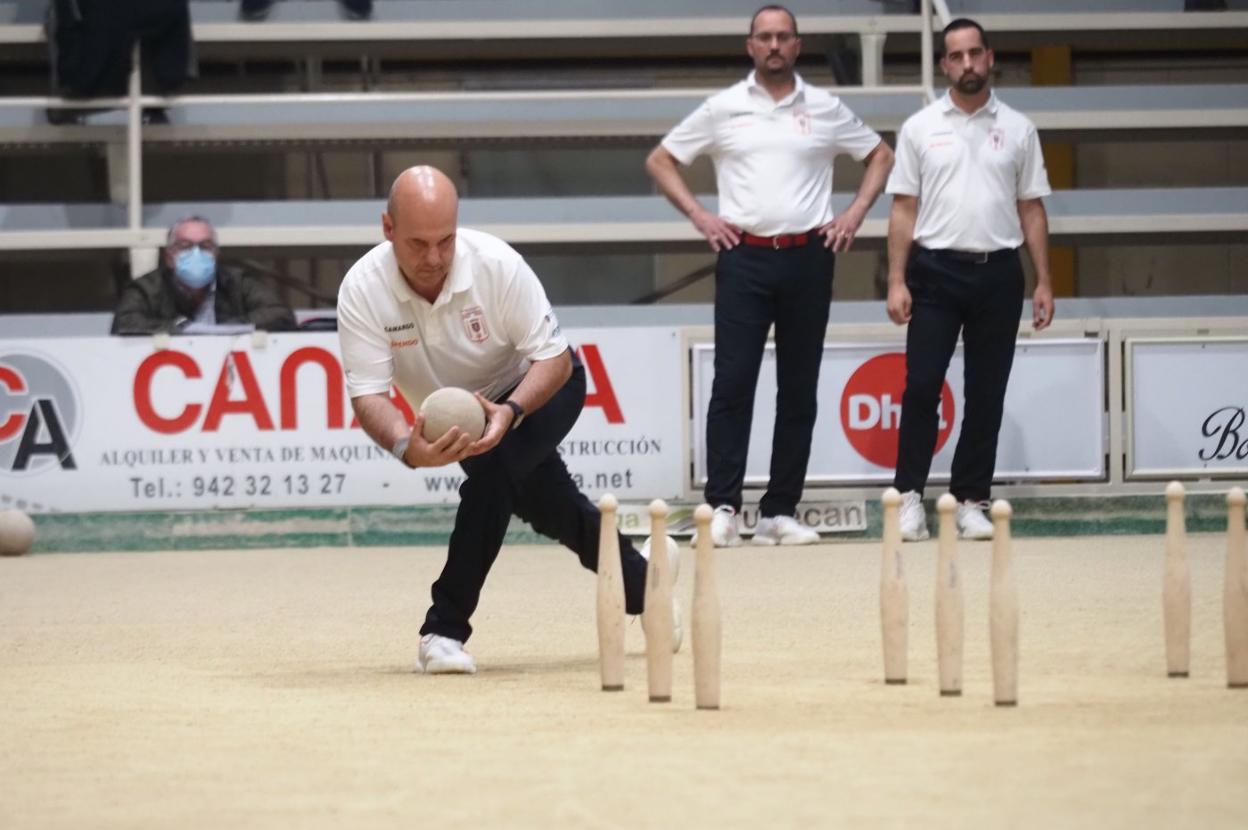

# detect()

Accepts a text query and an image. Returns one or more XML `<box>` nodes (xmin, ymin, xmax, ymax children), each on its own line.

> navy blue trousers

<box><xmin>703</xmin><ymin>241</ymin><xmax>834</xmax><ymax>517</ymax></box>
<box><xmin>893</xmin><ymin>248</ymin><xmax>1025</xmax><ymax>502</ymax></box>
<box><xmin>421</xmin><ymin>360</ymin><xmax>648</xmax><ymax>643</ymax></box>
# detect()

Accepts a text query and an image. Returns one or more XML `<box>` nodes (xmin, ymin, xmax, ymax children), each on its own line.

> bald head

<box><xmin>387</xmin><ymin>166</ymin><xmax>458</xmax><ymax>223</ymax></box>
<box><xmin>383</xmin><ymin>166</ymin><xmax>461</xmax><ymax>301</ymax></box>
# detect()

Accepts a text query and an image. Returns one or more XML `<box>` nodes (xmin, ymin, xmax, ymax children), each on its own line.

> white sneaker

<box><xmin>640</xmin><ymin>534</ymin><xmax>680</xmax><ymax>583</ymax></box>
<box><xmin>639</xmin><ymin>535</ymin><xmax>683</xmax><ymax>654</ymax></box>
<box><xmin>694</xmin><ymin>505</ymin><xmax>741</xmax><ymax>548</ymax></box>
<box><xmin>752</xmin><ymin>515</ymin><xmax>820</xmax><ymax>546</ymax></box>
<box><xmin>956</xmin><ymin>500</ymin><xmax>994</xmax><ymax>540</ymax></box>
<box><xmin>417</xmin><ymin>634</ymin><xmax>477</xmax><ymax>674</ymax></box>
<box><xmin>670</xmin><ymin>599</ymin><xmax>684</xmax><ymax>655</ymax></box>
<box><xmin>898</xmin><ymin>491</ymin><xmax>930</xmax><ymax>542</ymax></box>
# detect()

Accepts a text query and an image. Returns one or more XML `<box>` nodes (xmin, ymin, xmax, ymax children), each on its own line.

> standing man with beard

<box><xmin>646</xmin><ymin>4</ymin><xmax>893</xmax><ymax>547</ymax></box>
<box><xmin>886</xmin><ymin>18</ymin><xmax>1054</xmax><ymax>542</ymax></box>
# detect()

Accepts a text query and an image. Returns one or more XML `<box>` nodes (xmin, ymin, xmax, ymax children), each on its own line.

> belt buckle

<box><xmin>772</xmin><ymin>236</ymin><xmax>781</xmax><ymax>250</ymax></box>
<box><xmin>974</xmin><ymin>251</ymin><xmax>989</xmax><ymax>264</ymax></box>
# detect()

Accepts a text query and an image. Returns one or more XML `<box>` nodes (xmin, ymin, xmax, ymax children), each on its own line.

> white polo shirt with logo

<box><xmin>337</xmin><ymin>228</ymin><xmax>568</xmax><ymax>409</ymax></box>
<box><xmin>661</xmin><ymin>71</ymin><xmax>883</xmax><ymax>236</ymax></box>
<box><xmin>887</xmin><ymin>91</ymin><xmax>1051</xmax><ymax>252</ymax></box>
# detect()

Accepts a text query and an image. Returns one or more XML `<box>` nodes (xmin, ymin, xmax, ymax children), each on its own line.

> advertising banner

<box><xmin>1127</xmin><ymin>337</ymin><xmax>1248</xmax><ymax>478</ymax></box>
<box><xmin>691</xmin><ymin>338</ymin><xmax>1104</xmax><ymax>486</ymax></box>
<box><xmin>0</xmin><ymin>328</ymin><xmax>684</xmax><ymax>513</ymax></box>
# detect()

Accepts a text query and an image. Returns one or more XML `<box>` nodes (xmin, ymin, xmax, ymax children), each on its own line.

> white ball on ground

<box><xmin>0</xmin><ymin>509</ymin><xmax>36</xmax><ymax>556</ymax></box>
<box><xmin>419</xmin><ymin>387</ymin><xmax>486</xmax><ymax>442</ymax></box>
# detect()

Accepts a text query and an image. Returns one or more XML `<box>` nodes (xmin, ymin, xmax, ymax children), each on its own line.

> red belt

<box><xmin>740</xmin><ymin>230</ymin><xmax>817</xmax><ymax>249</ymax></box>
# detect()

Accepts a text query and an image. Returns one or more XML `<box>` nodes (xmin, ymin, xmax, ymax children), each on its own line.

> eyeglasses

<box><xmin>750</xmin><ymin>31</ymin><xmax>796</xmax><ymax>45</ymax></box>
<box><xmin>169</xmin><ymin>239</ymin><xmax>218</xmax><ymax>254</ymax></box>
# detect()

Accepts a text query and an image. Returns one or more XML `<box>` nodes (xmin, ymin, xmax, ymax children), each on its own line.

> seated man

<box><xmin>111</xmin><ymin>216</ymin><xmax>296</xmax><ymax>335</ymax></box>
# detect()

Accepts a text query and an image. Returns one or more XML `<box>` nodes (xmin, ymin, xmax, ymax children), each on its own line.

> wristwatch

<box><xmin>504</xmin><ymin>399</ymin><xmax>525</xmax><ymax>430</ymax></box>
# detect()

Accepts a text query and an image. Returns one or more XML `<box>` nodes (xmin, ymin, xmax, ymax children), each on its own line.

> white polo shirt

<box><xmin>337</xmin><ymin>228</ymin><xmax>569</xmax><ymax>409</ymax></box>
<box><xmin>887</xmin><ymin>91</ymin><xmax>1051</xmax><ymax>252</ymax></box>
<box><xmin>661</xmin><ymin>72</ymin><xmax>882</xmax><ymax>236</ymax></box>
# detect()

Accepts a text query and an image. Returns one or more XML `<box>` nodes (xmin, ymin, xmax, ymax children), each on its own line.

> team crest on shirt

<box><xmin>792</xmin><ymin>108</ymin><xmax>811</xmax><ymax>136</ymax></box>
<box><xmin>461</xmin><ymin>305</ymin><xmax>489</xmax><ymax>343</ymax></box>
<box><xmin>988</xmin><ymin>127</ymin><xmax>1006</xmax><ymax>151</ymax></box>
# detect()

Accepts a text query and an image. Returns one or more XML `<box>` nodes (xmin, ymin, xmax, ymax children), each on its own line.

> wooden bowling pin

<box><xmin>596</xmin><ymin>493</ymin><xmax>625</xmax><ymax>692</ymax></box>
<box><xmin>1225</xmin><ymin>487</ymin><xmax>1248</xmax><ymax>689</ymax></box>
<box><xmin>643</xmin><ymin>499</ymin><xmax>674</xmax><ymax>702</ymax></box>
<box><xmin>691</xmin><ymin>504</ymin><xmax>722</xmax><ymax>710</ymax></box>
<box><xmin>880</xmin><ymin>488</ymin><xmax>908</xmax><ymax>685</ymax></box>
<box><xmin>989</xmin><ymin>500</ymin><xmax>1018</xmax><ymax>706</ymax></box>
<box><xmin>1163</xmin><ymin>482</ymin><xmax>1191</xmax><ymax>678</ymax></box>
<box><xmin>935</xmin><ymin>494</ymin><xmax>963</xmax><ymax>697</ymax></box>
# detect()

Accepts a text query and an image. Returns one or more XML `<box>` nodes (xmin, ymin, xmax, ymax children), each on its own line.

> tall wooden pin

<box><xmin>1163</xmin><ymin>481</ymin><xmax>1191</xmax><ymax>679</ymax></box>
<box><xmin>880</xmin><ymin>488</ymin><xmax>908</xmax><ymax>685</ymax></box>
<box><xmin>935</xmin><ymin>493</ymin><xmax>963</xmax><ymax>697</ymax></box>
<box><xmin>596</xmin><ymin>493</ymin><xmax>625</xmax><ymax>692</ymax></box>
<box><xmin>643</xmin><ymin>498</ymin><xmax>674</xmax><ymax>703</ymax></box>
<box><xmin>989</xmin><ymin>500</ymin><xmax>1018</xmax><ymax>706</ymax></box>
<box><xmin>1225</xmin><ymin>487</ymin><xmax>1248</xmax><ymax>689</ymax></box>
<box><xmin>691</xmin><ymin>504</ymin><xmax>721</xmax><ymax>710</ymax></box>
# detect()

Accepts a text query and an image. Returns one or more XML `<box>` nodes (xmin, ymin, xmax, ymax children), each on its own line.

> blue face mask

<box><xmin>173</xmin><ymin>246</ymin><xmax>216</xmax><ymax>289</ymax></box>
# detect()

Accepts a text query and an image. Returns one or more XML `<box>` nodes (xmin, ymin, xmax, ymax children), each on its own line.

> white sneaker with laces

<box><xmin>956</xmin><ymin>500</ymin><xmax>995</xmax><ymax>540</ymax></box>
<box><xmin>697</xmin><ymin>505</ymin><xmax>741</xmax><ymax>548</ymax></box>
<box><xmin>898</xmin><ymin>490</ymin><xmax>930</xmax><ymax>542</ymax></box>
<box><xmin>752</xmin><ymin>515</ymin><xmax>820</xmax><ymax>546</ymax></box>
<box><xmin>639</xmin><ymin>535</ymin><xmax>683</xmax><ymax>653</ymax></box>
<box><xmin>417</xmin><ymin>633</ymin><xmax>477</xmax><ymax>674</ymax></box>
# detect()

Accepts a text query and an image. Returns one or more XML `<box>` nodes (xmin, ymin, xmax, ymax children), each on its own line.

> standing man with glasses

<box><xmin>646</xmin><ymin>4</ymin><xmax>893</xmax><ymax>547</ymax></box>
<box><xmin>111</xmin><ymin>216</ymin><xmax>296</xmax><ymax>335</ymax></box>
<box><xmin>886</xmin><ymin>18</ymin><xmax>1054</xmax><ymax>542</ymax></box>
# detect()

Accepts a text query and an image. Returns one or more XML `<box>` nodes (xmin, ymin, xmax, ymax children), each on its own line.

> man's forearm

<box><xmin>887</xmin><ymin>197</ymin><xmax>918</xmax><ymax>285</ymax></box>
<box><xmin>1019</xmin><ymin>199</ymin><xmax>1052</xmax><ymax>288</ymax></box>
<box><xmin>352</xmin><ymin>393</ymin><xmax>410</xmax><ymax>453</ymax></box>
<box><xmin>847</xmin><ymin>143</ymin><xmax>895</xmax><ymax>216</ymax></box>
<box><xmin>506</xmin><ymin>350</ymin><xmax>573</xmax><ymax>415</ymax></box>
<box><xmin>645</xmin><ymin>146</ymin><xmax>705</xmax><ymax>219</ymax></box>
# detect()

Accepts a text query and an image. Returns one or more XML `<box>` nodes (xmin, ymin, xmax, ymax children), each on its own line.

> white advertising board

<box><xmin>1127</xmin><ymin>337</ymin><xmax>1248</xmax><ymax>478</ymax></box>
<box><xmin>0</xmin><ymin>328</ymin><xmax>684</xmax><ymax>513</ymax></box>
<box><xmin>691</xmin><ymin>338</ymin><xmax>1104</xmax><ymax>486</ymax></box>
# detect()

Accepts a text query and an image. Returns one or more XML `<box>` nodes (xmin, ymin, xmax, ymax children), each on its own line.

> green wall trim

<box><xmin>15</xmin><ymin>492</ymin><xmax>1239</xmax><ymax>554</ymax></box>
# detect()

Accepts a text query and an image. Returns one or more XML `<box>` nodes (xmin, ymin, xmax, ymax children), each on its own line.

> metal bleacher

<box><xmin>2</xmin><ymin>188</ymin><xmax>1246</xmax><ymax>252</ymax></box>
<box><xmin>2</xmin><ymin>84</ymin><xmax>1246</xmax><ymax>148</ymax></box>
<box><xmin>0</xmin><ymin>0</ymin><xmax>1246</xmax><ymax>266</ymax></box>
<box><xmin>3</xmin><ymin>0</ymin><xmax>1246</xmax><ymax>43</ymax></box>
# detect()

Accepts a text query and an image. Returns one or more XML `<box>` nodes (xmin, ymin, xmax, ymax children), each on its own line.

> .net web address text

<box><xmin>421</xmin><ymin>468</ymin><xmax>637</xmax><ymax>495</ymax></box>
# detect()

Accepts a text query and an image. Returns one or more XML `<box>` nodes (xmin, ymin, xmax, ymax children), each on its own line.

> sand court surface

<box><xmin>2</xmin><ymin>534</ymin><xmax>1246</xmax><ymax>828</ymax></box>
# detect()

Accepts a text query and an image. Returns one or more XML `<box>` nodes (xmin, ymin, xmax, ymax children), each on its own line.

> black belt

<box><xmin>919</xmin><ymin>247</ymin><xmax>1015</xmax><ymax>264</ymax></box>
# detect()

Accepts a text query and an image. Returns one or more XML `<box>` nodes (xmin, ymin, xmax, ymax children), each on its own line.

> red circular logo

<box><xmin>840</xmin><ymin>353</ymin><xmax>955</xmax><ymax>469</ymax></box>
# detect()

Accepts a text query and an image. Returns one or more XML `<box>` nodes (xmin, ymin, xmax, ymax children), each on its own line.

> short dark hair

<box><xmin>166</xmin><ymin>215</ymin><xmax>217</xmax><ymax>249</ymax></box>
<box><xmin>749</xmin><ymin>4</ymin><xmax>798</xmax><ymax>37</ymax></box>
<box><xmin>941</xmin><ymin>18</ymin><xmax>988</xmax><ymax>55</ymax></box>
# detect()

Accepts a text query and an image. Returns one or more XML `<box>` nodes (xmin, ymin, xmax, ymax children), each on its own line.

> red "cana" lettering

<box><xmin>131</xmin><ymin>343</ymin><xmax>626</xmax><ymax>433</ymax></box>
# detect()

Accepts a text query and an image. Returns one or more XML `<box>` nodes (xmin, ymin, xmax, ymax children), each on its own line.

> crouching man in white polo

<box><xmin>337</xmin><ymin>166</ymin><xmax>679</xmax><ymax>673</ymax></box>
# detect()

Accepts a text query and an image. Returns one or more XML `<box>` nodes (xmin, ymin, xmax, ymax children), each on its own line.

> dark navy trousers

<box><xmin>421</xmin><ymin>358</ymin><xmax>647</xmax><ymax>643</ymax></box>
<box><xmin>893</xmin><ymin>247</ymin><xmax>1025</xmax><ymax>502</ymax></box>
<box><xmin>703</xmin><ymin>241</ymin><xmax>834</xmax><ymax>518</ymax></box>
